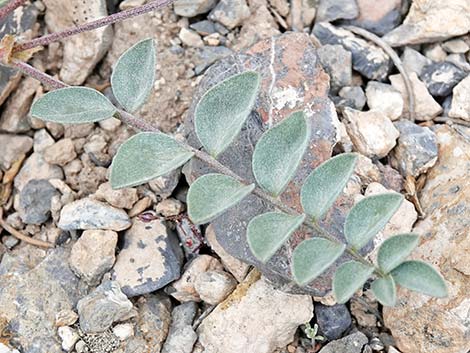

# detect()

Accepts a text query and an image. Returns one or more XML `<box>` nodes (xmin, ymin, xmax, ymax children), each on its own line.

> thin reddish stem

<box><xmin>10</xmin><ymin>60</ymin><xmax>67</xmax><ymax>89</ymax></box>
<box><xmin>13</xmin><ymin>0</ymin><xmax>174</xmax><ymax>53</ymax></box>
<box><xmin>0</xmin><ymin>0</ymin><xmax>26</xmax><ymax>22</ymax></box>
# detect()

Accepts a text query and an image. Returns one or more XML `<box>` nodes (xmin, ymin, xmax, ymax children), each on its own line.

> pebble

<box><xmin>370</xmin><ymin>337</ymin><xmax>385</xmax><ymax>351</ymax></box>
<box><xmin>365</xmin><ymin>81</ymin><xmax>404</xmax><ymax>120</ymax></box>
<box><xmin>390</xmin><ymin>120</ymin><xmax>438</xmax><ymax>177</ymax></box>
<box><xmin>174</xmin><ymin>0</ymin><xmax>217</xmax><ymax>17</ymax></box>
<box><xmin>208</xmin><ymin>0</ymin><xmax>251</xmax><ymax>29</ymax></box>
<box><xmin>449</xmin><ymin>74</ymin><xmax>470</xmax><ymax>121</ymax></box>
<box><xmin>58</xmin><ymin>198</ymin><xmax>131</xmax><ymax>231</ymax></box>
<box><xmin>112</xmin><ymin>323</ymin><xmax>134</xmax><ymax>341</ymax></box>
<box><xmin>190</xmin><ymin>20</ymin><xmax>217</xmax><ymax>35</ymax></box>
<box><xmin>17</xmin><ymin>179</ymin><xmax>59</xmax><ymax>224</ymax></box>
<box><xmin>94</xmin><ymin>181</ymin><xmax>138</xmax><ymax>209</ymax></box>
<box><xmin>315</xmin><ymin>303</ymin><xmax>352</xmax><ymax>340</ymax></box>
<box><xmin>98</xmin><ymin>117</ymin><xmax>122</xmax><ymax>132</ymax></box>
<box><xmin>338</xmin><ymin>86</ymin><xmax>366</xmax><ymax>110</ymax></box>
<box><xmin>420</xmin><ymin>61</ymin><xmax>467</xmax><ymax>96</ymax></box>
<box><xmin>0</xmin><ymin>134</ymin><xmax>33</xmax><ymax>170</ymax></box>
<box><xmin>111</xmin><ymin>217</ymin><xmax>183</xmax><ymax>297</ymax></box>
<box><xmin>55</xmin><ymin>309</ymin><xmax>79</xmax><ymax>327</ymax></box>
<box><xmin>194</xmin><ymin>269</ymin><xmax>237</xmax><ymax>305</ymax></box>
<box><xmin>0</xmin><ymin>343</ymin><xmax>20</xmax><ymax>353</ymax></box>
<box><xmin>423</xmin><ymin>43</ymin><xmax>447</xmax><ymax>62</ymax></box>
<box><xmin>442</xmin><ymin>38</ymin><xmax>469</xmax><ymax>54</ymax></box>
<box><xmin>400</xmin><ymin>47</ymin><xmax>432</xmax><ymax>76</ymax></box>
<box><xmin>58</xmin><ymin>326</ymin><xmax>79</xmax><ymax>352</ymax></box>
<box><xmin>446</xmin><ymin>53</ymin><xmax>470</xmax><ymax>72</ymax></box>
<box><xmin>33</xmin><ymin>129</ymin><xmax>55</xmax><ymax>153</ymax></box>
<box><xmin>162</xmin><ymin>302</ymin><xmax>198</xmax><ymax>353</ymax></box>
<box><xmin>318</xmin><ymin>332</ymin><xmax>368</xmax><ymax>353</ymax></box>
<box><xmin>194</xmin><ymin>45</ymin><xmax>234</xmax><ymax>75</ymax></box>
<box><xmin>69</xmin><ymin>230</ymin><xmax>118</xmax><ymax>285</ymax></box>
<box><xmin>317</xmin><ymin>44</ymin><xmax>353</xmax><ymax>92</ymax></box>
<box><xmin>43</xmin><ymin>138</ymin><xmax>77</xmax><ymax>166</ymax></box>
<box><xmin>179</xmin><ymin>27</ymin><xmax>204</xmax><ymax>48</ymax></box>
<box><xmin>155</xmin><ymin>198</ymin><xmax>184</xmax><ymax>217</ymax></box>
<box><xmin>77</xmin><ymin>281</ymin><xmax>133</xmax><ymax>334</ymax></box>
<box><xmin>316</xmin><ymin>0</ymin><xmax>359</xmax><ymax>22</ymax></box>
<box><xmin>342</xmin><ymin>107</ymin><xmax>399</xmax><ymax>158</ymax></box>
<box><xmin>14</xmin><ymin>152</ymin><xmax>64</xmax><ymax>191</ymax></box>
<box><xmin>148</xmin><ymin>168</ymin><xmax>181</xmax><ymax>199</ymax></box>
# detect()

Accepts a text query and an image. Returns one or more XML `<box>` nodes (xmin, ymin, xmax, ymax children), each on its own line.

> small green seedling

<box><xmin>303</xmin><ymin>323</ymin><xmax>325</xmax><ymax>345</ymax></box>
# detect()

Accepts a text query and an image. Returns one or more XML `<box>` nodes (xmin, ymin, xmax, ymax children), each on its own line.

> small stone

<box><xmin>194</xmin><ymin>46</ymin><xmax>234</xmax><ymax>75</ymax></box>
<box><xmin>423</xmin><ymin>43</ymin><xmax>447</xmax><ymax>62</ymax></box>
<box><xmin>148</xmin><ymin>169</ymin><xmax>181</xmax><ymax>199</ymax></box>
<box><xmin>58</xmin><ymin>198</ymin><xmax>131</xmax><ymax>231</ymax></box>
<box><xmin>318</xmin><ymin>332</ymin><xmax>368</xmax><ymax>353</ymax></box>
<box><xmin>194</xmin><ymin>270</ymin><xmax>237</xmax><ymax>305</ymax></box>
<box><xmin>58</xmin><ymin>326</ymin><xmax>79</xmax><ymax>352</ymax></box>
<box><xmin>342</xmin><ymin>107</ymin><xmax>399</xmax><ymax>158</ymax></box>
<box><xmin>18</xmin><ymin>179</ymin><xmax>59</xmax><ymax>224</ymax></box>
<box><xmin>179</xmin><ymin>28</ymin><xmax>204</xmax><ymax>48</ymax></box>
<box><xmin>400</xmin><ymin>47</ymin><xmax>432</xmax><ymax>76</ymax></box>
<box><xmin>366</xmin><ymin>81</ymin><xmax>403</xmax><ymax>120</ymax></box>
<box><xmin>313</xmin><ymin>22</ymin><xmax>392</xmax><ymax>81</ymax></box>
<box><xmin>316</xmin><ymin>0</ymin><xmax>358</xmax><ymax>22</ymax></box>
<box><xmin>111</xmin><ymin>217</ymin><xmax>183</xmax><ymax>297</ymax></box>
<box><xmin>14</xmin><ymin>152</ymin><xmax>64</xmax><ymax>191</ymax></box>
<box><xmin>128</xmin><ymin>196</ymin><xmax>152</xmax><ymax>217</ymax></box>
<box><xmin>162</xmin><ymin>302</ymin><xmax>198</xmax><ymax>353</ymax></box>
<box><xmin>190</xmin><ymin>20</ymin><xmax>217</xmax><ymax>36</ymax></box>
<box><xmin>389</xmin><ymin>72</ymin><xmax>442</xmax><ymax>121</ymax></box>
<box><xmin>70</xmin><ymin>230</ymin><xmax>118</xmax><ymax>285</ymax></box>
<box><xmin>390</xmin><ymin>120</ymin><xmax>438</xmax><ymax>177</ymax></box>
<box><xmin>155</xmin><ymin>198</ymin><xmax>184</xmax><ymax>217</ymax></box>
<box><xmin>94</xmin><ymin>181</ymin><xmax>138</xmax><ymax>209</ymax></box>
<box><xmin>446</xmin><ymin>53</ymin><xmax>470</xmax><ymax>72</ymax></box>
<box><xmin>442</xmin><ymin>39</ymin><xmax>469</xmax><ymax>54</ymax></box>
<box><xmin>317</xmin><ymin>45</ymin><xmax>353</xmax><ymax>92</ymax></box>
<box><xmin>208</xmin><ymin>0</ymin><xmax>251</xmax><ymax>29</ymax></box>
<box><xmin>43</xmin><ymin>138</ymin><xmax>77</xmax><ymax>166</ymax></box>
<box><xmin>338</xmin><ymin>86</ymin><xmax>366</xmax><ymax>110</ymax></box>
<box><xmin>203</xmin><ymin>32</ymin><xmax>221</xmax><ymax>46</ymax></box>
<box><xmin>370</xmin><ymin>337</ymin><xmax>385</xmax><ymax>351</ymax></box>
<box><xmin>2</xmin><ymin>236</ymin><xmax>19</xmax><ymax>249</ymax></box>
<box><xmin>170</xmin><ymin>255</ymin><xmax>223</xmax><ymax>302</ymax></box>
<box><xmin>98</xmin><ymin>117</ymin><xmax>122</xmax><ymax>131</ymax></box>
<box><xmin>315</xmin><ymin>303</ymin><xmax>352</xmax><ymax>340</ymax></box>
<box><xmin>0</xmin><ymin>343</ymin><xmax>20</xmax><ymax>353</ymax></box>
<box><xmin>174</xmin><ymin>0</ymin><xmax>217</xmax><ymax>17</ymax></box>
<box><xmin>0</xmin><ymin>134</ymin><xmax>33</xmax><ymax>170</ymax></box>
<box><xmin>420</xmin><ymin>61</ymin><xmax>466</xmax><ymax>97</ymax></box>
<box><xmin>112</xmin><ymin>323</ymin><xmax>134</xmax><ymax>341</ymax></box>
<box><xmin>449</xmin><ymin>74</ymin><xmax>470</xmax><ymax>121</ymax></box>
<box><xmin>55</xmin><ymin>309</ymin><xmax>78</xmax><ymax>327</ymax></box>
<box><xmin>77</xmin><ymin>281</ymin><xmax>133</xmax><ymax>334</ymax></box>
<box><xmin>33</xmin><ymin>129</ymin><xmax>55</xmax><ymax>153</ymax></box>
<box><xmin>388</xmin><ymin>347</ymin><xmax>401</xmax><ymax>353</ymax></box>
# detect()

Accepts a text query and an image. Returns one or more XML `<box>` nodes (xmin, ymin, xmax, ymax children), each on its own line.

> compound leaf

<box><xmin>301</xmin><ymin>153</ymin><xmax>357</xmax><ymax>221</ymax></box>
<box><xmin>110</xmin><ymin>132</ymin><xmax>194</xmax><ymax>189</ymax></box>
<box><xmin>391</xmin><ymin>261</ymin><xmax>448</xmax><ymax>298</ymax></box>
<box><xmin>344</xmin><ymin>193</ymin><xmax>403</xmax><ymax>250</ymax></box>
<box><xmin>292</xmin><ymin>238</ymin><xmax>345</xmax><ymax>286</ymax></box>
<box><xmin>252</xmin><ymin>111</ymin><xmax>310</xmax><ymax>196</ymax></box>
<box><xmin>377</xmin><ymin>234</ymin><xmax>420</xmax><ymax>273</ymax></box>
<box><xmin>31</xmin><ymin>87</ymin><xmax>116</xmax><ymax>124</ymax></box>
<box><xmin>187</xmin><ymin>174</ymin><xmax>255</xmax><ymax>225</ymax></box>
<box><xmin>111</xmin><ymin>38</ymin><xmax>156</xmax><ymax>112</ymax></box>
<box><xmin>195</xmin><ymin>71</ymin><xmax>260</xmax><ymax>157</ymax></box>
<box><xmin>371</xmin><ymin>276</ymin><xmax>397</xmax><ymax>307</ymax></box>
<box><xmin>333</xmin><ymin>260</ymin><xmax>374</xmax><ymax>304</ymax></box>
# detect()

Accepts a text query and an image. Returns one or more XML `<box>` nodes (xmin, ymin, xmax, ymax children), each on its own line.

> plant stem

<box><xmin>0</xmin><ymin>0</ymin><xmax>26</xmax><ymax>22</ymax></box>
<box><xmin>10</xmin><ymin>60</ymin><xmax>67</xmax><ymax>89</ymax></box>
<box><xmin>13</xmin><ymin>61</ymin><xmax>383</xmax><ymax>277</ymax></box>
<box><xmin>13</xmin><ymin>0</ymin><xmax>175</xmax><ymax>53</ymax></box>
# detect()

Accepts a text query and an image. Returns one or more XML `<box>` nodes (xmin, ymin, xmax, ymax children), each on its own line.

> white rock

<box><xmin>442</xmin><ymin>39</ymin><xmax>469</xmax><ymax>54</ymax></box>
<box><xmin>194</xmin><ymin>270</ymin><xmax>237</xmax><ymax>305</ymax></box>
<box><xmin>449</xmin><ymin>74</ymin><xmax>470</xmax><ymax>121</ymax></box>
<box><xmin>209</xmin><ymin>0</ymin><xmax>250</xmax><ymax>29</ymax></box>
<box><xmin>112</xmin><ymin>323</ymin><xmax>134</xmax><ymax>341</ymax></box>
<box><xmin>57</xmin><ymin>326</ymin><xmax>79</xmax><ymax>352</ymax></box>
<box><xmin>0</xmin><ymin>343</ymin><xmax>20</xmax><ymax>353</ymax></box>
<box><xmin>14</xmin><ymin>152</ymin><xmax>64</xmax><ymax>191</ymax></box>
<box><xmin>0</xmin><ymin>134</ymin><xmax>33</xmax><ymax>170</ymax></box>
<box><xmin>94</xmin><ymin>181</ymin><xmax>138</xmax><ymax>209</ymax></box>
<box><xmin>33</xmin><ymin>129</ymin><xmax>55</xmax><ymax>153</ymax></box>
<box><xmin>43</xmin><ymin>138</ymin><xmax>77</xmax><ymax>166</ymax></box>
<box><xmin>155</xmin><ymin>198</ymin><xmax>184</xmax><ymax>217</ymax></box>
<box><xmin>342</xmin><ymin>107</ymin><xmax>399</xmax><ymax>158</ymax></box>
<box><xmin>179</xmin><ymin>27</ymin><xmax>204</xmax><ymax>48</ymax></box>
<box><xmin>365</xmin><ymin>81</ymin><xmax>403</xmax><ymax>121</ymax></box>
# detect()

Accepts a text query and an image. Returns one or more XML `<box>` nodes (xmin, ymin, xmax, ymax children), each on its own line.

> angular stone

<box><xmin>190</xmin><ymin>20</ymin><xmax>217</xmax><ymax>35</ymax></box>
<box><xmin>315</xmin><ymin>303</ymin><xmax>352</xmax><ymax>340</ymax></box>
<box><xmin>449</xmin><ymin>74</ymin><xmax>470</xmax><ymax>121</ymax></box>
<box><xmin>194</xmin><ymin>270</ymin><xmax>237</xmax><ymax>305</ymax></box>
<box><xmin>94</xmin><ymin>181</ymin><xmax>138</xmax><ymax>210</ymax></box>
<box><xmin>319</xmin><ymin>332</ymin><xmax>368</xmax><ymax>353</ymax></box>
<box><xmin>383</xmin><ymin>125</ymin><xmax>470</xmax><ymax>353</ymax></box>
<box><xmin>442</xmin><ymin>39</ymin><xmax>469</xmax><ymax>54</ymax></box>
<box><xmin>18</xmin><ymin>179</ymin><xmax>59</xmax><ymax>224</ymax></box>
<box><xmin>33</xmin><ymin>129</ymin><xmax>55</xmax><ymax>153</ymax></box>
<box><xmin>198</xmin><ymin>276</ymin><xmax>313</xmax><ymax>353</ymax></box>
<box><xmin>366</xmin><ymin>81</ymin><xmax>403</xmax><ymax>121</ymax></box>
<box><xmin>208</xmin><ymin>0</ymin><xmax>250</xmax><ymax>29</ymax></box>
<box><xmin>179</xmin><ymin>27</ymin><xmax>204</xmax><ymax>48</ymax></box>
<box><xmin>383</xmin><ymin>0</ymin><xmax>470</xmax><ymax>46</ymax></box>
<box><xmin>77</xmin><ymin>281</ymin><xmax>133</xmax><ymax>334</ymax></box>
<box><xmin>162</xmin><ymin>302</ymin><xmax>198</xmax><ymax>353</ymax></box>
<box><xmin>317</xmin><ymin>44</ymin><xmax>353</xmax><ymax>92</ymax></box>
<box><xmin>43</xmin><ymin>138</ymin><xmax>77</xmax><ymax>166</ymax></box>
<box><xmin>14</xmin><ymin>152</ymin><xmax>64</xmax><ymax>191</ymax></box>
<box><xmin>316</xmin><ymin>0</ymin><xmax>359</xmax><ymax>22</ymax></box>
<box><xmin>401</xmin><ymin>47</ymin><xmax>432</xmax><ymax>77</ymax></box>
<box><xmin>390</xmin><ymin>120</ymin><xmax>438</xmax><ymax>177</ymax></box>
<box><xmin>174</xmin><ymin>0</ymin><xmax>217</xmax><ymax>17</ymax></box>
<box><xmin>0</xmin><ymin>134</ymin><xmax>33</xmax><ymax>170</ymax></box>
<box><xmin>70</xmin><ymin>230</ymin><xmax>118</xmax><ymax>285</ymax></box>
<box><xmin>313</xmin><ymin>22</ymin><xmax>392</xmax><ymax>81</ymax></box>
<box><xmin>58</xmin><ymin>198</ymin><xmax>131</xmax><ymax>231</ymax></box>
<box><xmin>111</xmin><ymin>218</ymin><xmax>183</xmax><ymax>297</ymax></box>
<box><xmin>420</xmin><ymin>61</ymin><xmax>466</xmax><ymax>97</ymax></box>
<box><xmin>338</xmin><ymin>86</ymin><xmax>366</xmax><ymax>110</ymax></box>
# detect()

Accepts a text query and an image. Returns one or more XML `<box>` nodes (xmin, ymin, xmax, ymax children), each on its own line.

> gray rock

<box><xmin>162</xmin><ymin>302</ymin><xmax>198</xmax><ymax>353</ymax></box>
<box><xmin>338</xmin><ymin>86</ymin><xmax>366</xmax><ymax>110</ymax></box>
<box><xmin>208</xmin><ymin>0</ymin><xmax>250</xmax><ymax>29</ymax></box>
<box><xmin>58</xmin><ymin>198</ymin><xmax>131</xmax><ymax>231</ymax></box>
<box><xmin>33</xmin><ymin>129</ymin><xmax>55</xmax><ymax>153</ymax></box>
<box><xmin>316</xmin><ymin>0</ymin><xmax>359</xmax><ymax>22</ymax></box>
<box><xmin>195</xmin><ymin>46</ymin><xmax>234</xmax><ymax>75</ymax></box>
<box><xmin>317</xmin><ymin>44</ymin><xmax>353</xmax><ymax>92</ymax></box>
<box><xmin>77</xmin><ymin>281</ymin><xmax>133</xmax><ymax>333</ymax></box>
<box><xmin>390</xmin><ymin>120</ymin><xmax>438</xmax><ymax>177</ymax></box>
<box><xmin>190</xmin><ymin>20</ymin><xmax>217</xmax><ymax>36</ymax></box>
<box><xmin>0</xmin><ymin>134</ymin><xmax>33</xmax><ymax>170</ymax></box>
<box><xmin>14</xmin><ymin>152</ymin><xmax>64</xmax><ymax>191</ymax></box>
<box><xmin>18</xmin><ymin>179</ymin><xmax>59</xmax><ymax>224</ymax></box>
<box><xmin>445</xmin><ymin>53</ymin><xmax>470</xmax><ymax>72</ymax></box>
<box><xmin>449</xmin><ymin>74</ymin><xmax>470</xmax><ymax>121</ymax></box>
<box><xmin>319</xmin><ymin>332</ymin><xmax>368</xmax><ymax>353</ymax></box>
<box><xmin>313</xmin><ymin>22</ymin><xmax>392</xmax><ymax>81</ymax></box>
<box><xmin>400</xmin><ymin>47</ymin><xmax>432</xmax><ymax>76</ymax></box>
<box><xmin>315</xmin><ymin>304</ymin><xmax>352</xmax><ymax>340</ymax></box>
<box><xmin>174</xmin><ymin>0</ymin><xmax>217</xmax><ymax>17</ymax></box>
<box><xmin>111</xmin><ymin>217</ymin><xmax>183</xmax><ymax>297</ymax></box>
<box><xmin>420</xmin><ymin>61</ymin><xmax>467</xmax><ymax>97</ymax></box>
<box><xmin>194</xmin><ymin>270</ymin><xmax>237</xmax><ymax>305</ymax></box>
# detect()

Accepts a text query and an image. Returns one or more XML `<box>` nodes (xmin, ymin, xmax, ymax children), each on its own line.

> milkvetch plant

<box><xmin>29</xmin><ymin>38</ymin><xmax>447</xmax><ymax>306</ymax></box>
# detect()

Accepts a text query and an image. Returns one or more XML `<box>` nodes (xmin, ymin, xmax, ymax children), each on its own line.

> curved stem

<box><xmin>0</xmin><ymin>0</ymin><xmax>26</xmax><ymax>22</ymax></box>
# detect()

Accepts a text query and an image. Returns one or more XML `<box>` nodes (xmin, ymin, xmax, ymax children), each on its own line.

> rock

<box><xmin>190</xmin><ymin>20</ymin><xmax>217</xmax><ymax>35</ymax></box>
<box><xmin>389</xmin><ymin>73</ymin><xmax>442</xmax><ymax>121</ymax></box>
<box><xmin>383</xmin><ymin>0</ymin><xmax>470</xmax><ymax>46</ymax></box>
<box><xmin>58</xmin><ymin>198</ymin><xmax>131</xmax><ymax>231</ymax></box>
<box><xmin>77</xmin><ymin>281</ymin><xmax>133</xmax><ymax>333</ymax></box>
<box><xmin>78</xmin><ymin>330</ymin><xmax>120</xmax><ymax>352</ymax></box>
<box><xmin>208</xmin><ymin>0</ymin><xmax>251</xmax><ymax>29</ymax></box>
<box><xmin>449</xmin><ymin>74</ymin><xmax>470</xmax><ymax>121</ymax></box>
<box><xmin>155</xmin><ymin>198</ymin><xmax>184</xmax><ymax>217</ymax></box>
<box><xmin>369</xmin><ymin>337</ymin><xmax>385</xmax><ymax>351</ymax></box>
<box><xmin>33</xmin><ymin>129</ymin><xmax>55</xmax><ymax>153</ymax></box>
<box><xmin>162</xmin><ymin>302</ymin><xmax>198</xmax><ymax>353</ymax></box>
<box><xmin>0</xmin><ymin>134</ymin><xmax>32</xmax><ymax>170</ymax></box>
<box><xmin>443</xmin><ymin>38</ymin><xmax>469</xmax><ymax>54</ymax></box>
<box><xmin>179</xmin><ymin>28</ymin><xmax>204</xmax><ymax>48</ymax></box>
<box><xmin>112</xmin><ymin>323</ymin><xmax>134</xmax><ymax>341</ymax></box>
<box><xmin>315</xmin><ymin>304</ymin><xmax>352</xmax><ymax>340</ymax></box>
<box><xmin>384</xmin><ymin>125</ymin><xmax>470</xmax><ymax>353</ymax></box>
<box><xmin>14</xmin><ymin>152</ymin><xmax>64</xmax><ymax>191</ymax></box>
<box><xmin>58</xmin><ymin>326</ymin><xmax>79</xmax><ymax>352</ymax></box>
<box><xmin>423</xmin><ymin>43</ymin><xmax>447</xmax><ymax>62</ymax></box>
<box><xmin>446</xmin><ymin>53</ymin><xmax>470</xmax><ymax>72</ymax></box>
<box><xmin>174</xmin><ymin>0</ymin><xmax>217</xmax><ymax>17</ymax></box>
<box><xmin>420</xmin><ymin>61</ymin><xmax>466</xmax><ymax>97</ymax></box>
<box><xmin>317</xmin><ymin>45</ymin><xmax>353</xmax><ymax>93</ymax></box>
<box><xmin>194</xmin><ymin>270</ymin><xmax>237</xmax><ymax>305</ymax></box>
<box><xmin>316</xmin><ymin>0</ymin><xmax>359</xmax><ymax>22</ymax></box>
<box><xmin>148</xmin><ymin>168</ymin><xmax>182</xmax><ymax>199</ymax></box>
<box><xmin>43</xmin><ymin>138</ymin><xmax>77</xmax><ymax>166</ymax></box>
<box><xmin>0</xmin><ymin>343</ymin><xmax>20</xmax><ymax>353</ymax></box>
<box><xmin>94</xmin><ymin>182</ymin><xmax>138</xmax><ymax>209</ymax></box>
<box><xmin>18</xmin><ymin>179</ymin><xmax>59</xmax><ymax>224</ymax></box>
<box><xmin>312</xmin><ymin>22</ymin><xmax>392</xmax><ymax>81</ymax></box>
<box><xmin>55</xmin><ymin>309</ymin><xmax>79</xmax><ymax>327</ymax></box>
<box><xmin>70</xmin><ymin>230</ymin><xmax>118</xmax><ymax>285</ymax></box>
<box><xmin>338</xmin><ymin>86</ymin><xmax>366</xmax><ymax>110</ymax></box>
<box><xmin>111</xmin><ymin>217</ymin><xmax>183</xmax><ymax>297</ymax></box>
<box><xmin>43</xmin><ymin>0</ymin><xmax>113</xmax><ymax>84</ymax></box>
<box><xmin>341</xmin><ymin>0</ymin><xmax>403</xmax><ymax>36</ymax></box>
<box><xmin>350</xmin><ymin>292</ymin><xmax>378</xmax><ymax>327</ymax></box>
<box><xmin>365</xmin><ymin>81</ymin><xmax>403</xmax><ymax>121</ymax></box>
<box><xmin>194</xmin><ymin>46</ymin><xmax>234</xmax><ymax>75</ymax></box>
<box><xmin>390</xmin><ymin>120</ymin><xmax>438</xmax><ymax>177</ymax></box>
<box><xmin>170</xmin><ymin>255</ymin><xmax>223</xmax><ymax>302</ymax></box>
<box><xmin>342</xmin><ymin>107</ymin><xmax>399</xmax><ymax>158</ymax></box>
<box><xmin>318</xmin><ymin>332</ymin><xmax>368</xmax><ymax>353</ymax></box>
<box><xmin>198</xmin><ymin>275</ymin><xmax>313</xmax><ymax>353</ymax></box>
<box><xmin>400</xmin><ymin>47</ymin><xmax>432</xmax><ymax>76</ymax></box>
